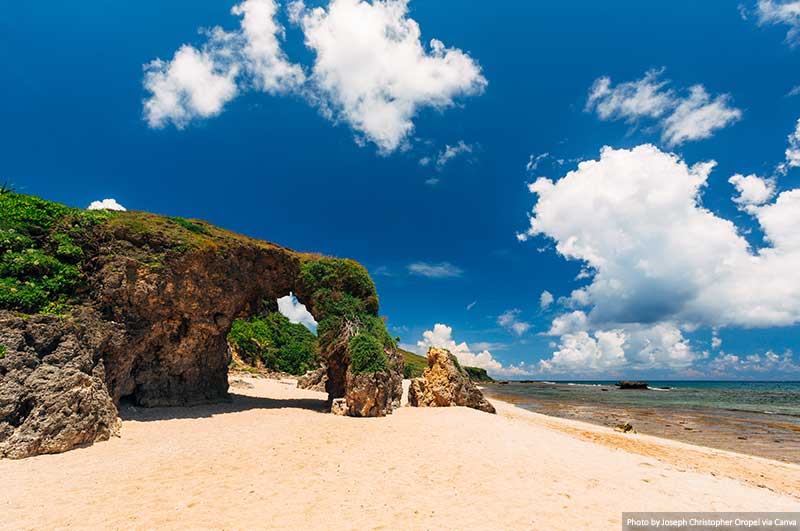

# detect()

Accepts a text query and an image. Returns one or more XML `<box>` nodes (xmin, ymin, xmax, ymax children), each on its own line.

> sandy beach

<box><xmin>2</xmin><ymin>376</ymin><xmax>798</xmax><ymax>531</ymax></box>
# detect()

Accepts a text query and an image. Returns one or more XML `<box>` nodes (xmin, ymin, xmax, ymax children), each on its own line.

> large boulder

<box><xmin>0</xmin><ymin>310</ymin><xmax>123</xmax><ymax>458</ymax></box>
<box><xmin>408</xmin><ymin>347</ymin><xmax>495</xmax><ymax>414</ymax></box>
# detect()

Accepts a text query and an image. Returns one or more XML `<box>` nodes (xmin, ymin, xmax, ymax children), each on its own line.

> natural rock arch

<box><xmin>0</xmin><ymin>196</ymin><xmax>403</xmax><ymax>458</ymax></box>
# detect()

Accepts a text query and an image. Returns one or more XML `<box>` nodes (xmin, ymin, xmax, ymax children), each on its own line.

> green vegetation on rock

<box><xmin>301</xmin><ymin>258</ymin><xmax>394</xmax><ymax>374</ymax></box>
<box><xmin>0</xmin><ymin>193</ymin><xmax>109</xmax><ymax>313</ymax></box>
<box><xmin>348</xmin><ymin>333</ymin><xmax>388</xmax><ymax>374</ymax></box>
<box><xmin>464</xmin><ymin>366</ymin><xmax>494</xmax><ymax>383</ymax></box>
<box><xmin>401</xmin><ymin>348</ymin><xmax>428</xmax><ymax>378</ymax></box>
<box><xmin>227</xmin><ymin>312</ymin><xmax>319</xmax><ymax>376</ymax></box>
<box><xmin>0</xmin><ymin>344</ymin><xmax>6</xmax><ymax>359</ymax></box>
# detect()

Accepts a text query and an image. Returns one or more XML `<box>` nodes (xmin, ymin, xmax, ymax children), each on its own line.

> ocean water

<box><xmin>481</xmin><ymin>381</ymin><xmax>800</xmax><ymax>463</ymax></box>
<box><xmin>486</xmin><ymin>381</ymin><xmax>800</xmax><ymax>417</ymax></box>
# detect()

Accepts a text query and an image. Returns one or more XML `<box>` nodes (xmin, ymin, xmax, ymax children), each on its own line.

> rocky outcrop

<box><xmin>344</xmin><ymin>347</ymin><xmax>403</xmax><ymax>417</ymax></box>
<box><xmin>0</xmin><ymin>194</ymin><xmax>404</xmax><ymax>458</ymax></box>
<box><xmin>297</xmin><ymin>365</ymin><xmax>328</xmax><ymax>392</ymax></box>
<box><xmin>0</xmin><ymin>310</ymin><xmax>123</xmax><ymax>458</ymax></box>
<box><xmin>408</xmin><ymin>347</ymin><xmax>495</xmax><ymax>414</ymax></box>
<box><xmin>616</xmin><ymin>381</ymin><xmax>648</xmax><ymax>390</ymax></box>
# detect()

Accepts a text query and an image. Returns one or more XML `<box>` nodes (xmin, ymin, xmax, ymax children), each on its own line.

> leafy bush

<box><xmin>0</xmin><ymin>193</ymin><xmax>108</xmax><ymax>313</ymax></box>
<box><xmin>0</xmin><ymin>344</ymin><xmax>6</xmax><ymax>359</ymax></box>
<box><xmin>228</xmin><ymin>312</ymin><xmax>319</xmax><ymax>375</ymax></box>
<box><xmin>348</xmin><ymin>333</ymin><xmax>388</xmax><ymax>374</ymax></box>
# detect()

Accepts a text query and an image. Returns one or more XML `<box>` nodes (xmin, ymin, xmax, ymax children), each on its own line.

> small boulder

<box><xmin>408</xmin><ymin>347</ymin><xmax>495</xmax><ymax>414</ymax></box>
<box><xmin>297</xmin><ymin>364</ymin><xmax>328</xmax><ymax>392</ymax></box>
<box><xmin>330</xmin><ymin>398</ymin><xmax>348</xmax><ymax>416</ymax></box>
<box><xmin>614</xmin><ymin>422</ymin><xmax>636</xmax><ymax>433</ymax></box>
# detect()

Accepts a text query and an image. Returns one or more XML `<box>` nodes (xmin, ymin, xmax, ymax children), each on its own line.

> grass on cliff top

<box><xmin>0</xmin><ymin>192</ymin><xmax>315</xmax><ymax>314</ymax></box>
<box><xmin>0</xmin><ymin>192</ymin><xmax>109</xmax><ymax>313</ymax></box>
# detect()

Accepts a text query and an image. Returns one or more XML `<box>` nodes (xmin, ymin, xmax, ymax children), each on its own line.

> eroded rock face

<box><xmin>408</xmin><ymin>347</ymin><xmax>495</xmax><ymax>414</ymax></box>
<box><xmin>0</xmin><ymin>201</ymin><xmax>404</xmax><ymax>458</ymax></box>
<box><xmin>297</xmin><ymin>364</ymin><xmax>328</xmax><ymax>392</ymax></box>
<box><xmin>0</xmin><ymin>310</ymin><xmax>123</xmax><ymax>458</ymax></box>
<box><xmin>341</xmin><ymin>343</ymin><xmax>404</xmax><ymax>416</ymax></box>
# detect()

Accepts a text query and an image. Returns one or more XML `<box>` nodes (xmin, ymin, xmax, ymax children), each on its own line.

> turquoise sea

<box><xmin>482</xmin><ymin>381</ymin><xmax>800</xmax><ymax>463</ymax></box>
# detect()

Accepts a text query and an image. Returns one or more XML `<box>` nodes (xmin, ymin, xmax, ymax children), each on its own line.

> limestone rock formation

<box><xmin>408</xmin><ymin>347</ymin><xmax>496</xmax><ymax>414</ymax></box>
<box><xmin>297</xmin><ymin>365</ymin><xmax>328</xmax><ymax>392</ymax></box>
<box><xmin>0</xmin><ymin>310</ymin><xmax>123</xmax><ymax>458</ymax></box>
<box><xmin>0</xmin><ymin>193</ymin><xmax>404</xmax><ymax>458</ymax></box>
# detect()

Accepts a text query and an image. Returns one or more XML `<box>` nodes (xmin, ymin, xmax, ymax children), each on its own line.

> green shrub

<box><xmin>228</xmin><ymin>312</ymin><xmax>319</xmax><ymax>375</ymax></box>
<box><xmin>348</xmin><ymin>333</ymin><xmax>388</xmax><ymax>374</ymax></box>
<box><xmin>0</xmin><ymin>344</ymin><xmax>6</xmax><ymax>359</ymax></box>
<box><xmin>0</xmin><ymin>193</ymin><xmax>109</xmax><ymax>314</ymax></box>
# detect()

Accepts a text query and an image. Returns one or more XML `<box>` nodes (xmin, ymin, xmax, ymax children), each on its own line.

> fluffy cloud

<box><xmin>143</xmin><ymin>0</ymin><xmax>301</xmax><ymax>129</ymax></box>
<box><xmin>407</xmin><ymin>261</ymin><xmax>463</xmax><ymax>278</ymax></box>
<box><xmin>144</xmin><ymin>44</ymin><xmax>239</xmax><ymax>129</ymax></box>
<box><xmin>519</xmin><ymin>144</ymin><xmax>800</xmax><ymax>330</ymax></box>
<box><xmin>145</xmin><ymin>0</ymin><xmax>485</xmax><ymax>152</ymax></box>
<box><xmin>660</xmin><ymin>86</ymin><xmax>742</xmax><ymax>146</ymax></box>
<box><xmin>586</xmin><ymin>69</ymin><xmax>673</xmax><ymax>122</ymax></box>
<box><xmin>277</xmin><ymin>293</ymin><xmax>318</xmax><ymax>332</ymax></box>
<box><xmin>539</xmin><ymin>315</ymin><xmax>698</xmax><ymax>375</ymax></box>
<box><xmin>729</xmin><ymin>173</ymin><xmax>776</xmax><ymax>209</ymax></box>
<box><xmin>586</xmin><ymin>70</ymin><xmax>741</xmax><ymax>146</ymax></box>
<box><xmin>708</xmin><ymin>349</ymin><xmax>800</xmax><ymax>375</ymax></box>
<box><xmin>416</xmin><ymin>323</ymin><xmax>533</xmax><ymax>377</ymax></box>
<box><xmin>756</xmin><ymin>1</ymin><xmax>800</xmax><ymax>45</ymax></box>
<box><xmin>87</xmin><ymin>198</ymin><xmax>126</xmax><ymax>211</ymax></box>
<box><xmin>497</xmin><ymin>309</ymin><xmax>531</xmax><ymax>336</ymax></box>
<box><xmin>539</xmin><ymin>290</ymin><xmax>554</xmax><ymax>309</ymax></box>
<box><xmin>290</xmin><ymin>0</ymin><xmax>486</xmax><ymax>152</ymax></box>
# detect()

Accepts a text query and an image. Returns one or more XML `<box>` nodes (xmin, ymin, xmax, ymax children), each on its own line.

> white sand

<box><xmin>2</xmin><ymin>376</ymin><xmax>798</xmax><ymax>531</ymax></box>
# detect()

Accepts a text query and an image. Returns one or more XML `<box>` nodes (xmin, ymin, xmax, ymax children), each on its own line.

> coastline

<box><xmin>1</xmin><ymin>376</ymin><xmax>798</xmax><ymax>531</ymax></box>
<box><xmin>481</xmin><ymin>382</ymin><xmax>800</xmax><ymax>465</ymax></box>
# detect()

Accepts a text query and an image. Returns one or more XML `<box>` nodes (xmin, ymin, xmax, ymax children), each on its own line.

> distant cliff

<box><xmin>0</xmin><ymin>193</ymin><xmax>402</xmax><ymax>458</ymax></box>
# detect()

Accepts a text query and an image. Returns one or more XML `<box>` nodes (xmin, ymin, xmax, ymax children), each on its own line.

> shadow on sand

<box><xmin>118</xmin><ymin>391</ymin><xmax>330</xmax><ymax>422</ymax></box>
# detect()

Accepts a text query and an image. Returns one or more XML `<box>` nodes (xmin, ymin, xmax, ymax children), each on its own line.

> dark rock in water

<box><xmin>408</xmin><ymin>347</ymin><xmax>495</xmax><ymax>414</ymax></box>
<box><xmin>616</xmin><ymin>381</ymin><xmax>649</xmax><ymax>390</ymax></box>
<box><xmin>297</xmin><ymin>365</ymin><xmax>328</xmax><ymax>392</ymax></box>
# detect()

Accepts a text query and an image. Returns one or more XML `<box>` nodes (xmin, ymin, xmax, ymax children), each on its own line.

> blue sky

<box><xmin>2</xmin><ymin>0</ymin><xmax>800</xmax><ymax>379</ymax></box>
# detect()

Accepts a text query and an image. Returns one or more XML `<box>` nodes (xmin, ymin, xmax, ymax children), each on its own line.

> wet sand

<box><xmin>1</xmin><ymin>376</ymin><xmax>798</xmax><ymax>531</ymax></box>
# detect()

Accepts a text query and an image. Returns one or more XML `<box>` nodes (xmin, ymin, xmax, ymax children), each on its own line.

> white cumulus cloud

<box><xmin>519</xmin><ymin>144</ymin><xmax>800</xmax><ymax>331</ymax></box>
<box><xmin>729</xmin><ymin>173</ymin><xmax>776</xmax><ymax>209</ymax></box>
<box><xmin>87</xmin><ymin>198</ymin><xmax>127</xmax><ymax>211</ymax></box>
<box><xmin>586</xmin><ymin>69</ymin><xmax>741</xmax><ymax>146</ymax></box>
<box><xmin>143</xmin><ymin>0</ymin><xmax>302</xmax><ymax>129</ymax></box>
<box><xmin>290</xmin><ymin>0</ymin><xmax>486</xmax><ymax>152</ymax></box>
